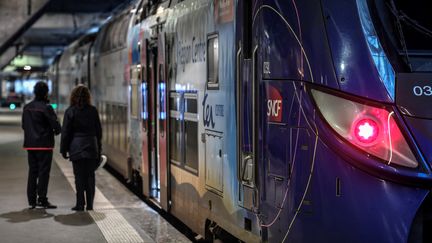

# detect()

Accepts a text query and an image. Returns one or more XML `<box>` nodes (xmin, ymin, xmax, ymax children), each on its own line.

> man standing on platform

<box><xmin>22</xmin><ymin>81</ymin><xmax>61</xmax><ymax>209</ymax></box>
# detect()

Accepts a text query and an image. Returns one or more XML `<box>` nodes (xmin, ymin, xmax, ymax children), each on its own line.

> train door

<box><xmin>254</xmin><ymin>2</ymin><xmax>316</xmax><ymax>241</ymax></box>
<box><xmin>157</xmin><ymin>33</ymin><xmax>169</xmax><ymax>211</ymax></box>
<box><xmin>147</xmin><ymin>39</ymin><xmax>160</xmax><ymax>203</ymax></box>
<box><xmin>236</xmin><ymin>0</ymin><xmax>261</xmax><ymax>212</ymax></box>
<box><xmin>141</xmin><ymin>39</ymin><xmax>150</xmax><ymax>197</ymax></box>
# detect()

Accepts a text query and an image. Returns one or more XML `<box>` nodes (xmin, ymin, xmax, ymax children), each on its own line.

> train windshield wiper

<box><xmin>385</xmin><ymin>0</ymin><xmax>432</xmax><ymax>71</ymax></box>
<box><xmin>386</xmin><ymin>0</ymin><xmax>412</xmax><ymax>71</ymax></box>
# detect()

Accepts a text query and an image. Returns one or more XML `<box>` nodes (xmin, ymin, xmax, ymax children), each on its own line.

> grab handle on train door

<box><xmin>236</xmin><ymin>45</ymin><xmax>242</xmax><ymax>182</ymax></box>
<box><xmin>251</xmin><ymin>44</ymin><xmax>258</xmax><ymax>186</ymax></box>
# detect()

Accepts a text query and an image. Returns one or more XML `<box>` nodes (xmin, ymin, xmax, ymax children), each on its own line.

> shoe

<box><xmin>38</xmin><ymin>201</ymin><xmax>57</xmax><ymax>209</ymax></box>
<box><xmin>28</xmin><ymin>204</ymin><xmax>36</xmax><ymax>209</ymax></box>
<box><xmin>71</xmin><ymin>206</ymin><xmax>84</xmax><ymax>211</ymax></box>
<box><xmin>86</xmin><ymin>206</ymin><xmax>93</xmax><ymax>211</ymax></box>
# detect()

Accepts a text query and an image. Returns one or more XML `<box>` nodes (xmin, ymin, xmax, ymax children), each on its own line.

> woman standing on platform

<box><xmin>60</xmin><ymin>85</ymin><xmax>102</xmax><ymax>211</ymax></box>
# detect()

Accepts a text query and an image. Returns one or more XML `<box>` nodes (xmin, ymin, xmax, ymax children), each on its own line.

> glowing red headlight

<box><xmin>311</xmin><ymin>89</ymin><xmax>418</xmax><ymax>168</ymax></box>
<box><xmin>354</xmin><ymin>118</ymin><xmax>379</xmax><ymax>144</ymax></box>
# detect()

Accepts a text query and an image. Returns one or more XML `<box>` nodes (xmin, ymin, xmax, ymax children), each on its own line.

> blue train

<box><xmin>49</xmin><ymin>0</ymin><xmax>432</xmax><ymax>242</ymax></box>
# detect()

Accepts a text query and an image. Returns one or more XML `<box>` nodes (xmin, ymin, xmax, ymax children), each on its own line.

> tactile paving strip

<box><xmin>54</xmin><ymin>153</ymin><xmax>154</xmax><ymax>243</ymax></box>
<box><xmin>90</xmin><ymin>209</ymin><xmax>152</xmax><ymax>243</ymax></box>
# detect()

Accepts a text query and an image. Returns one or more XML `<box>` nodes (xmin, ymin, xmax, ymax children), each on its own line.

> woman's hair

<box><xmin>34</xmin><ymin>81</ymin><xmax>49</xmax><ymax>101</ymax></box>
<box><xmin>70</xmin><ymin>85</ymin><xmax>91</xmax><ymax>107</ymax></box>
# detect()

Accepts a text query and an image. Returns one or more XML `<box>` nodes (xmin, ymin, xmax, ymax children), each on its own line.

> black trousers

<box><xmin>72</xmin><ymin>159</ymin><xmax>97</xmax><ymax>208</ymax></box>
<box><xmin>27</xmin><ymin>150</ymin><xmax>53</xmax><ymax>205</ymax></box>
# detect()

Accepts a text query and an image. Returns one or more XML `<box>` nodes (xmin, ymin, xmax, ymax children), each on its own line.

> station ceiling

<box><xmin>0</xmin><ymin>0</ymin><xmax>135</xmax><ymax>77</ymax></box>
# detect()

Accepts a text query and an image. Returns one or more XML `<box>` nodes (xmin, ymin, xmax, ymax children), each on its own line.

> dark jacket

<box><xmin>22</xmin><ymin>99</ymin><xmax>61</xmax><ymax>149</ymax></box>
<box><xmin>60</xmin><ymin>104</ymin><xmax>102</xmax><ymax>161</ymax></box>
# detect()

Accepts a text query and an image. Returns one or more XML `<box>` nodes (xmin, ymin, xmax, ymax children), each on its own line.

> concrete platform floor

<box><xmin>0</xmin><ymin>114</ymin><xmax>191</xmax><ymax>243</ymax></box>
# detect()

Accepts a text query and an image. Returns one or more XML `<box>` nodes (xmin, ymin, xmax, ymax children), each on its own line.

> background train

<box><xmin>48</xmin><ymin>0</ymin><xmax>432</xmax><ymax>242</ymax></box>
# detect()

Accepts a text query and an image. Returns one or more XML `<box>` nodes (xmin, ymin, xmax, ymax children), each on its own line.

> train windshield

<box><xmin>368</xmin><ymin>0</ymin><xmax>432</xmax><ymax>72</ymax></box>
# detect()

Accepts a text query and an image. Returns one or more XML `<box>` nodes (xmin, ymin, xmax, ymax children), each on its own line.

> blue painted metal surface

<box><xmin>241</xmin><ymin>0</ymin><xmax>432</xmax><ymax>242</ymax></box>
<box><xmin>404</xmin><ymin>117</ymin><xmax>432</xmax><ymax>169</ymax></box>
<box><xmin>320</xmin><ymin>0</ymin><xmax>393</xmax><ymax>102</ymax></box>
<box><xmin>260</xmin><ymin>0</ymin><xmax>339</xmax><ymax>89</ymax></box>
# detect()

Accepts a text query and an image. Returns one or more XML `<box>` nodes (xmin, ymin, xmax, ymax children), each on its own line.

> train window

<box><xmin>110</xmin><ymin>104</ymin><xmax>114</xmax><ymax>146</ymax></box>
<box><xmin>130</xmin><ymin>67</ymin><xmax>140</xmax><ymax>119</ymax></box>
<box><xmin>112</xmin><ymin>105</ymin><xmax>117</xmax><ymax>148</ymax></box>
<box><xmin>118</xmin><ymin>15</ymin><xmax>128</xmax><ymax>48</ymax></box>
<box><xmin>119</xmin><ymin>105</ymin><xmax>124</xmax><ymax>152</ymax></box>
<box><xmin>185</xmin><ymin>98</ymin><xmax>197</xmax><ymax>113</ymax></box>
<box><xmin>207</xmin><ymin>34</ymin><xmax>219</xmax><ymax>89</ymax></box>
<box><xmin>139</xmin><ymin>4</ymin><xmax>147</xmax><ymax>21</ymax></box>
<box><xmin>110</xmin><ymin>104</ymin><xmax>115</xmax><ymax>146</ymax></box>
<box><xmin>159</xmin><ymin>64</ymin><xmax>166</xmax><ymax>133</ymax></box>
<box><xmin>101</xmin><ymin>23</ymin><xmax>114</xmax><ymax>53</ymax></box>
<box><xmin>119</xmin><ymin>17</ymin><xmax>129</xmax><ymax>48</ymax></box>
<box><xmin>100</xmin><ymin>102</ymin><xmax>106</xmax><ymax>143</ymax></box>
<box><xmin>169</xmin><ymin>91</ymin><xmax>199</xmax><ymax>174</ymax></box>
<box><xmin>170</xmin><ymin>92</ymin><xmax>181</xmax><ymax>111</ymax></box>
<box><xmin>100</xmin><ymin>32</ymin><xmax>108</xmax><ymax>53</ymax></box>
<box><xmin>170</xmin><ymin>117</ymin><xmax>182</xmax><ymax>164</ymax></box>
<box><xmin>107</xmin><ymin>104</ymin><xmax>112</xmax><ymax>145</ymax></box>
<box><xmin>185</xmin><ymin>120</ymin><xmax>198</xmax><ymax>172</ymax></box>
<box><xmin>117</xmin><ymin>105</ymin><xmax>121</xmax><ymax>150</ymax></box>
<box><xmin>184</xmin><ymin>92</ymin><xmax>198</xmax><ymax>172</ymax></box>
<box><xmin>104</xmin><ymin>104</ymin><xmax>107</xmax><ymax>144</ymax></box>
<box><xmin>169</xmin><ymin>92</ymin><xmax>182</xmax><ymax>165</ymax></box>
<box><xmin>112</xmin><ymin>105</ymin><xmax>116</xmax><ymax>146</ymax></box>
<box><xmin>105</xmin><ymin>103</ymin><xmax>109</xmax><ymax>144</ymax></box>
<box><xmin>131</xmin><ymin>84</ymin><xmax>139</xmax><ymax>118</ymax></box>
<box><xmin>141</xmin><ymin>80</ymin><xmax>148</xmax><ymax>131</ymax></box>
<box><xmin>112</xmin><ymin>21</ymin><xmax>122</xmax><ymax>49</ymax></box>
<box><xmin>123</xmin><ymin>106</ymin><xmax>128</xmax><ymax>152</ymax></box>
<box><xmin>116</xmin><ymin>106</ymin><xmax>119</xmax><ymax>150</ymax></box>
<box><xmin>115</xmin><ymin>105</ymin><xmax>120</xmax><ymax>149</ymax></box>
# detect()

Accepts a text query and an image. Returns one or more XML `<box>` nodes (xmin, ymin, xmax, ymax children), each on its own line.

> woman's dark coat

<box><xmin>60</xmin><ymin>105</ymin><xmax>102</xmax><ymax>161</ymax></box>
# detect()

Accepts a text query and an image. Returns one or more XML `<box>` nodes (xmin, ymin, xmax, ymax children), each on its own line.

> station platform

<box><xmin>0</xmin><ymin>115</ymin><xmax>191</xmax><ymax>243</ymax></box>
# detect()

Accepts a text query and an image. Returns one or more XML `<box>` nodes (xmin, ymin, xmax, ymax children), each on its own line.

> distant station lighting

<box><xmin>157</xmin><ymin>6</ymin><xmax>164</xmax><ymax>14</ymax></box>
<box><xmin>9</xmin><ymin>103</ymin><xmax>16</xmax><ymax>110</ymax></box>
<box><xmin>23</xmin><ymin>65</ymin><xmax>32</xmax><ymax>71</ymax></box>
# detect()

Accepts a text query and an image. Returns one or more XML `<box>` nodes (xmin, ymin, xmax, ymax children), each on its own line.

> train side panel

<box><xmin>92</xmin><ymin>11</ymin><xmax>131</xmax><ymax>178</ymax></box>
<box><xmin>163</xmin><ymin>0</ymin><xmax>260</xmax><ymax>241</ymax></box>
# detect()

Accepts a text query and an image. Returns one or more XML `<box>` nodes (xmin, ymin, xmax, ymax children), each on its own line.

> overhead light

<box><xmin>156</xmin><ymin>6</ymin><xmax>164</xmax><ymax>14</ymax></box>
<box><xmin>23</xmin><ymin>65</ymin><xmax>31</xmax><ymax>71</ymax></box>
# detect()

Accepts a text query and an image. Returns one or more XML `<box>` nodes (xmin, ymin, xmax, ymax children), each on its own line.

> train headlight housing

<box><xmin>311</xmin><ymin>89</ymin><xmax>418</xmax><ymax>168</ymax></box>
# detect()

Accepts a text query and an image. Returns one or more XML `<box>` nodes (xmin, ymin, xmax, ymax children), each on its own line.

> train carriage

<box><xmin>48</xmin><ymin>33</ymin><xmax>96</xmax><ymax>113</ymax></box>
<box><xmin>51</xmin><ymin>0</ymin><xmax>432</xmax><ymax>242</ymax></box>
<box><xmin>92</xmin><ymin>9</ymin><xmax>132</xmax><ymax>178</ymax></box>
<box><xmin>127</xmin><ymin>0</ymin><xmax>260</xmax><ymax>241</ymax></box>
